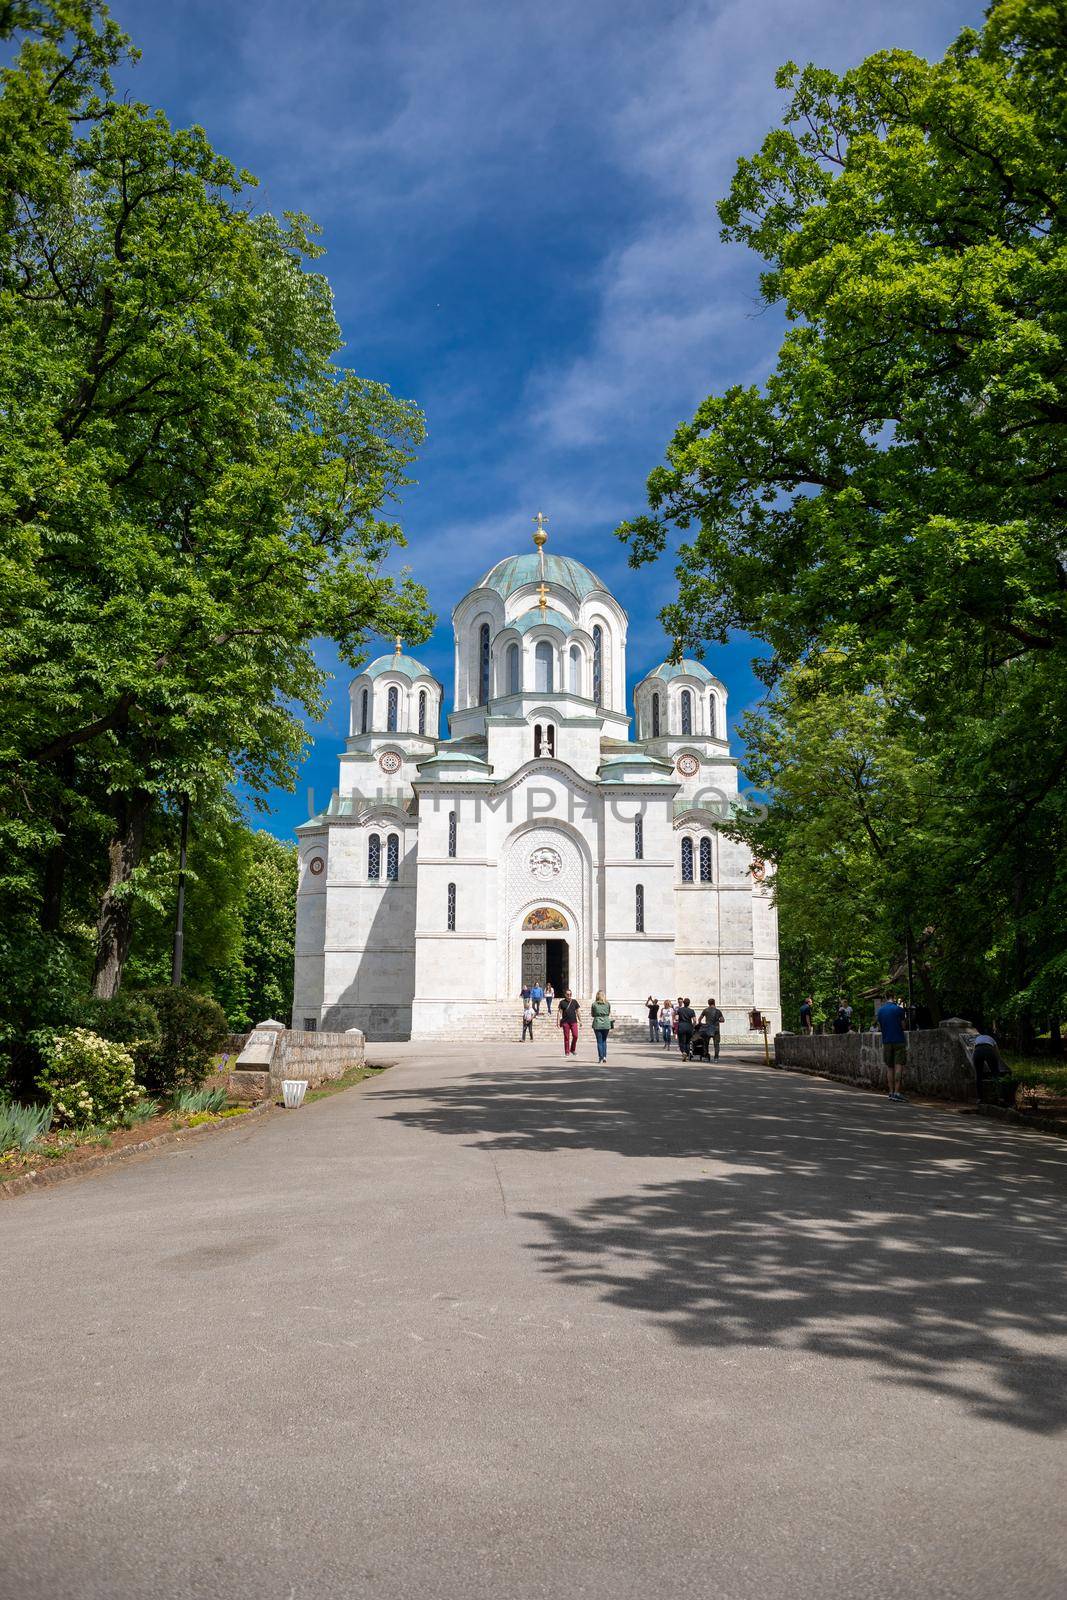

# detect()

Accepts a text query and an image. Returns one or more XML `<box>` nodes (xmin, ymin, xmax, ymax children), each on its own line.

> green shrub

<box><xmin>36</xmin><ymin>1029</ymin><xmax>139</xmax><ymax>1127</ymax></box>
<box><xmin>173</xmin><ymin>1086</ymin><xmax>228</xmax><ymax>1115</ymax></box>
<box><xmin>137</xmin><ymin>988</ymin><xmax>228</xmax><ymax>1096</ymax></box>
<box><xmin>0</xmin><ymin>1098</ymin><xmax>53</xmax><ymax>1152</ymax></box>
<box><xmin>78</xmin><ymin>993</ymin><xmax>162</xmax><ymax>1079</ymax></box>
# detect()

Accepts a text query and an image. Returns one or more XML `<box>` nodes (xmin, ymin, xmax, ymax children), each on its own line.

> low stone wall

<box><xmin>272</xmin><ymin>1030</ymin><xmax>364</xmax><ymax>1091</ymax></box>
<box><xmin>774</xmin><ymin>1024</ymin><xmax>978</xmax><ymax>1101</ymax></box>
<box><xmin>227</xmin><ymin>1024</ymin><xmax>365</xmax><ymax>1102</ymax></box>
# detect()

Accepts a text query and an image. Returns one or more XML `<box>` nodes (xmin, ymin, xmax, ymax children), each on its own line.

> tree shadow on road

<box><xmin>378</xmin><ymin>1059</ymin><xmax>1067</xmax><ymax>1433</ymax></box>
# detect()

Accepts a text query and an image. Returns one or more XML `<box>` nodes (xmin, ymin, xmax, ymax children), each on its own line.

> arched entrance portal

<box><xmin>521</xmin><ymin>907</ymin><xmax>570</xmax><ymax>994</ymax></box>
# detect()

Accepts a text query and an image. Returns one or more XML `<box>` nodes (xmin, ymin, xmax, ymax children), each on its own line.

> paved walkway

<box><xmin>3</xmin><ymin>1036</ymin><xmax>1066</xmax><ymax>1600</ymax></box>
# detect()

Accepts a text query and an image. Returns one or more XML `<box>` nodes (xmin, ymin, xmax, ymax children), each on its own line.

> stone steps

<box><xmin>407</xmin><ymin>1002</ymin><xmax>760</xmax><ymax>1045</ymax></box>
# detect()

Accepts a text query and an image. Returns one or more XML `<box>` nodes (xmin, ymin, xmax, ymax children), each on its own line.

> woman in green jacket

<box><xmin>591</xmin><ymin>993</ymin><xmax>612</xmax><ymax>1063</ymax></box>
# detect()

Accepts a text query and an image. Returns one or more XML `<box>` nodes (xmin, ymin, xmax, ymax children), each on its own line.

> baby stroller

<box><xmin>689</xmin><ymin>1028</ymin><xmax>713</xmax><ymax>1062</ymax></box>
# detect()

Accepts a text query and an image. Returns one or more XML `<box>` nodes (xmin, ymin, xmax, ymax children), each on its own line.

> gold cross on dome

<box><xmin>537</xmin><ymin>581</ymin><xmax>549</xmax><ymax>619</ymax></box>
<box><xmin>394</xmin><ymin>634</ymin><xmax>403</xmax><ymax>654</ymax></box>
<box><xmin>532</xmin><ymin>510</ymin><xmax>549</xmax><ymax>548</ymax></box>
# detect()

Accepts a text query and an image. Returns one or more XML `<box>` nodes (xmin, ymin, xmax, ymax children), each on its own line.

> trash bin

<box><xmin>282</xmin><ymin>1079</ymin><xmax>309</xmax><ymax>1109</ymax></box>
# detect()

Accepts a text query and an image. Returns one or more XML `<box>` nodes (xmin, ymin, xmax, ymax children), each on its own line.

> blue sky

<box><xmin>110</xmin><ymin>0</ymin><xmax>977</xmax><ymax>837</ymax></box>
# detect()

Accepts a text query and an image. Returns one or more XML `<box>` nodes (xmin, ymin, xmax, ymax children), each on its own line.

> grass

<box><xmin>122</xmin><ymin>1098</ymin><xmax>159</xmax><ymax>1127</ymax></box>
<box><xmin>302</xmin><ymin>1063</ymin><xmax>389</xmax><ymax>1103</ymax></box>
<box><xmin>1003</xmin><ymin>1056</ymin><xmax>1067</xmax><ymax>1106</ymax></box>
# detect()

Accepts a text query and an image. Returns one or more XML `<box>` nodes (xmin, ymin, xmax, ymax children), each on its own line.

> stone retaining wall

<box><xmin>227</xmin><ymin>1024</ymin><xmax>365</xmax><ymax>1102</ymax></box>
<box><xmin>774</xmin><ymin>1024</ymin><xmax>978</xmax><ymax>1101</ymax></box>
<box><xmin>272</xmin><ymin>1030</ymin><xmax>364</xmax><ymax>1091</ymax></box>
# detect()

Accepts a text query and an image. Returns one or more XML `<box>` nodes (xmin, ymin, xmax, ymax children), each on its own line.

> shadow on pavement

<box><xmin>378</xmin><ymin>1059</ymin><xmax>1067</xmax><ymax>1434</ymax></box>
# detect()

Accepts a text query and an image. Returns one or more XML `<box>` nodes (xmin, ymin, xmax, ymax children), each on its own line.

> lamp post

<box><xmin>171</xmin><ymin>794</ymin><xmax>190</xmax><ymax>987</ymax></box>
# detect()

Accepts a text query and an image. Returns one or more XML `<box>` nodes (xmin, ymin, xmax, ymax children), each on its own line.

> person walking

<box><xmin>875</xmin><ymin>994</ymin><xmax>909</xmax><ymax>1102</ymax></box>
<box><xmin>699</xmin><ymin>998</ymin><xmax>725</xmax><ymax>1061</ymax></box>
<box><xmin>530</xmin><ymin>981</ymin><xmax>543</xmax><ymax>1016</ymax></box>
<box><xmin>557</xmin><ymin>990</ymin><xmax>581</xmax><ymax>1056</ymax></box>
<box><xmin>675</xmin><ymin>997</ymin><xmax>696</xmax><ymax>1060</ymax></box>
<box><xmin>659</xmin><ymin>998</ymin><xmax>674</xmax><ymax>1048</ymax></box>
<box><xmin>800</xmin><ymin>995</ymin><xmax>814</xmax><ymax>1035</ymax></box>
<box><xmin>521</xmin><ymin>997</ymin><xmax>535</xmax><ymax>1042</ymax></box>
<box><xmin>591</xmin><ymin>992</ymin><xmax>613</xmax><ymax>1063</ymax></box>
<box><xmin>646</xmin><ymin>995</ymin><xmax>660</xmax><ymax>1043</ymax></box>
<box><xmin>544</xmin><ymin>982</ymin><xmax>555</xmax><ymax>1015</ymax></box>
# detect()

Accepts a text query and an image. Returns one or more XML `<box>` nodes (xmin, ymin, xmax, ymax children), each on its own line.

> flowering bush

<box><xmin>36</xmin><ymin>1029</ymin><xmax>140</xmax><ymax>1127</ymax></box>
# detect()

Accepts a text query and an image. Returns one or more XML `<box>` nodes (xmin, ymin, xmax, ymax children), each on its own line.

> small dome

<box><xmin>362</xmin><ymin>651</ymin><xmax>438</xmax><ymax>682</ymax></box>
<box><xmin>509</xmin><ymin>607</ymin><xmax>574</xmax><ymax>635</ymax></box>
<box><xmin>478</xmin><ymin>551</ymin><xmax>607</xmax><ymax>601</ymax></box>
<box><xmin>644</xmin><ymin>659</ymin><xmax>718</xmax><ymax>685</ymax></box>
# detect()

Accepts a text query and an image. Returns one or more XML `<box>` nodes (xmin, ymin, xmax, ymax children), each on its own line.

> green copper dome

<box><xmin>509</xmin><ymin>607</ymin><xmax>574</xmax><ymax>635</ymax></box>
<box><xmin>362</xmin><ymin>651</ymin><xmax>437</xmax><ymax>682</ymax></box>
<box><xmin>645</xmin><ymin>660</ymin><xmax>718</xmax><ymax>684</ymax></box>
<box><xmin>478</xmin><ymin>551</ymin><xmax>608</xmax><ymax>601</ymax></box>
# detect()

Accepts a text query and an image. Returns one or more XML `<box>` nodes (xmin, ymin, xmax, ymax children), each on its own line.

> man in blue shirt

<box><xmin>530</xmin><ymin>982</ymin><xmax>544</xmax><ymax>1016</ymax></box>
<box><xmin>876</xmin><ymin>996</ymin><xmax>908</xmax><ymax>1102</ymax></box>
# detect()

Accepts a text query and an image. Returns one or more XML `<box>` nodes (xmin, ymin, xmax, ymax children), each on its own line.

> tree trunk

<box><xmin>40</xmin><ymin>839</ymin><xmax>67</xmax><ymax>933</ymax></box>
<box><xmin>913</xmin><ymin>945</ymin><xmax>942</xmax><ymax>1024</ymax></box>
<box><xmin>39</xmin><ymin>754</ymin><xmax>75</xmax><ymax>933</ymax></box>
<box><xmin>92</xmin><ymin>791</ymin><xmax>152</xmax><ymax>999</ymax></box>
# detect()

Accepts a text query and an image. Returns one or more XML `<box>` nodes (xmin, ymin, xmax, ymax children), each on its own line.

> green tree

<box><xmin>619</xmin><ymin>0</ymin><xmax>1067</xmax><ymax>677</ymax></box>
<box><xmin>210</xmin><ymin>830</ymin><xmax>298</xmax><ymax>1032</ymax></box>
<box><xmin>0</xmin><ymin>1</ymin><xmax>431</xmax><ymax>1007</ymax></box>
<box><xmin>620</xmin><ymin>0</ymin><xmax>1067</xmax><ymax>1040</ymax></box>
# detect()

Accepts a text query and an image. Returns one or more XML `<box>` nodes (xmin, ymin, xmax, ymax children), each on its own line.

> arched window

<box><xmin>533</xmin><ymin>723</ymin><xmax>556</xmax><ymax>758</ymax></box>
<box><xmin>634</xmin><ymin>814</ymin><xmax>644</xmax><ymax>860</ymax></box>
<box><xmin>448</xmin><ymin>810</ymin><xmax>457</xmax><ymax>858</ymax></box>
<box><xmin>700</xmin><ymin>836</ymin><xmax>712</xmax><ymax>882</ymax></box>
<box><xmin>681</xmin><ymin>836</ymin><xmax>694</xmax><ymax>883</ymax></box>
<box><xmin>534</xmin><ymin>640</ymin><xmax>553</xmax><ymax>692</ymax></box>
<box><xmin>568</xmin><ymin>644</ymin><xmax>581</xmax><ymax>694</ymax></box>
<box><xmin>681</xmin><ymin>690</ymin><xmax>692</xmax><ymax>735</ymax></box>
<box><xmin>506</xmin><ymin>642</ymin><xmax>520</xmax><ymax>695</ymax></box>
<box><xmin>709</xmin><ymin>693</ymin><xmax>719</xmax><ymax>738</ymax></box>
<box><xmin>418</xmin><ymin>689</ymin><xmax>427</xmax><ymax>735</ymax></box>
<box><xmin>478</xmin><ymin>623</ymin><xmax>491</xmax><ymax>705</ymax></box>
<box><xmin>592</xmin><ymin>625</ymin><xmax>603</xmax><ymax>707</ymax></box>
<box><xmin>447</xmin><ymin>882</ymin><xmax>456</xmax><ymax>930</ymax></box>
<box><xmin>651</xmin><ymin>693</ymin><xmax>660</xmax><ymax>738</ymax></box>
<box><xmin>635</xmin><ymin>884</ymin><xmax>645</xmax><ymax>933</ymax></box>
<box><xmin>368</xmin><ymin>833</ymin><xmax>381</xmax><ymax>881</ymax></box>
<box><xmin>387</xmin><ymin>685</ymin><xmax>399</xmax><ymax>733</ymax></box>
<box><xmin>386</xmin><ymin>833</ymin><xmax>399</xmax><ymax>882</ymax></box>
<box><xmin>360</xmin><ymin>688</ymin><xmax>369</xmax><ymax>734</ymax></box>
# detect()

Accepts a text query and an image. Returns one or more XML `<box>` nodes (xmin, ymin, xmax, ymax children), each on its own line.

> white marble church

<box><xmin>292</xmin><ymin>519</ymin><xmax>780</xmax><ymax>1040</ymax></box>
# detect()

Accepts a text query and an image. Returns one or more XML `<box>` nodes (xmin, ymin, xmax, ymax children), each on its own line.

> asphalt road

<box><xmin>3</xmin><ymin>1036</ymin><xmax>1066</xmax><ymax>1600</ymax></box>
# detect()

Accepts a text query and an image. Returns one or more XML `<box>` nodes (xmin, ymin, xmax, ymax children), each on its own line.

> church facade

<box><xmin>292</xmin><ymin>524</ymin><xmax>780</xmax><ymax>1040</ymax></box>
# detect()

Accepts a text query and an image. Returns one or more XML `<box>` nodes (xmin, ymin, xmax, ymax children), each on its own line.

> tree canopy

<box><xmin>620</xmin><ymin>0</ymin><xmax>1066</xmax><ymax>1039</ymax></box>
<box><xmin>0</xmin><ymin>1</ymin><xmax>431</xmax><ymax>1058</ymax></box>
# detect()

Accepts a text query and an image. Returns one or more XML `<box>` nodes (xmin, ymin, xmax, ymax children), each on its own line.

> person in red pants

<box><xmin>557</xmin><ymin>990</ymin><xmax>581</xmax><ymax>1055</ymax></box>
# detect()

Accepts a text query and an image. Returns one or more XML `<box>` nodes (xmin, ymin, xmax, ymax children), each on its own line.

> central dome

<box><xmin>478</xmin><ymin>551</ymin><xmax>607</xmax><ymax>601</ymax></box>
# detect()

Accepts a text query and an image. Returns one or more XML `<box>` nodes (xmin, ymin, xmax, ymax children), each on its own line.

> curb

<box><xmin>774</xmin><ymin>1061</ymin><xmax>1066</xmax><ymax>1139</ymax></box>
<box><xmin>969</xmin><ymin>1100</ymin><xmax>1067</xmax><ymax>1139</ymax></box>
<box><xmin>0</xmin><ymin>1100</ymin><xmax>275</xmax><ymax>1201</ymax></box>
